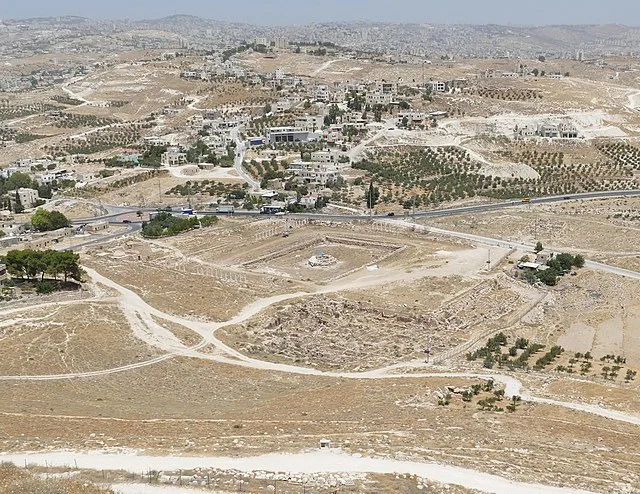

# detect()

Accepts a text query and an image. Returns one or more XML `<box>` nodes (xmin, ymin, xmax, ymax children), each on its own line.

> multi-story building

<box><xmin>537</xmin><ymin>124</ymin><xmax>559</xmax><ymax>138</ymax></box>
<box><xmin>311</xmin><ymin>149</ymin><xmax>341</xmax><ymax>164</ymax></box>
<box><xmin>266</xmin><ymin>127</ymin><xmax>319</xmax><ymax>144</ymax></box>
<box><xmin>273</xmin><ymin>37</ymin><xmax>288</xmax><ymax>50</ymax></box>
<box><xmin>315</xmin><ymin>84</ymin><xmax>330</xmax><ymax>103</ymax></box>
<box><xmin>558</xmin><ymin>122</ymin><xmax>578</xmax><ymax>138</ymax></box>
<box><xmin>366</xmin><ymin>92</ymin><xmax>393</xmax><ymax>105</ymax></box>
<box><xmin>377</xmin><ymin>81</ymin><xmax>397</xmax><ymax>94</ymax></box>
<box><xmin>295</xmin><ymin>115</ymin><xmax>324</xmax><ymax>132</ymax></box>
<box><xmin>8</xmin><ymin>188</ymin><xmax>39</xmax><ymax>209</ymax></box>
<box><xmin>515</xmin><ymin>125</ymin><xmax>536</xmax><ymax>138</ymax></box>
<box><xmin>275</xmin><ymin>100</ymin><xmax>292</xmax><ymax>113</ymax></box>
<box><xmin>161</xmin><ymin>147</ymin><xmax>188</xmax><ymax>166</ymax></box>
<box><xmin>288</xmin><ymin>161</ymin><xmax>341</xmax><ymax>187</ymax></box>
<box><xmin>397</xmin><ymin>111</ymin><xmax>428</xmax><ymax>126</ymax></box>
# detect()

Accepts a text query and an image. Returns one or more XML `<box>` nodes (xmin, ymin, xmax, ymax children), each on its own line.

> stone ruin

<box><xmin>308</xmin><ymin>251</ymin><xmax>338</xmax><ymax>267</ymax></box>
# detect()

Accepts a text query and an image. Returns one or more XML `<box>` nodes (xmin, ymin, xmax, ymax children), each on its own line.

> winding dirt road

<box><xmin>0</xmin><ymin>449</ymin><xmax>597</xmax><ymax>494</ymax></box>
<box><xmin>1</xmin><ymin>262</ymin><xmax>638</xmax><ymax>494</ymax></box>
<box><xmin>1</xmin><ymin>266</ymin><xmax>638</xmax><ymax>428</ymax></box>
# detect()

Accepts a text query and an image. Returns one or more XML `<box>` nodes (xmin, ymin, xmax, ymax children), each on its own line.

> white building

<box><xmin>288</xmin><ymin>161</ymin><xmax>341</xmax><ymax>187</ymax></box>
<box><xmin>35</xmin><ymin>172</ymin><xmax>57</xmax><ymax>185</ymax></box>
<box><xmin>143</xmin><ymin>136</ymin><xmax>172</xmax><ymax>147</ymax></box>
<box><xmin>273</xmin><ymin>37</ymin><xmax>288</xmax><ymax>50</ymax></box>
<box><xmin>377</xmin><ymin>81</ymin><xmax>397</xmax><ymax>94</ymax></box>
<box><xmin>295</xmin><ymin>115</ymin><xmax>324</xmax><ymax>132</ymax></box>
<box><xmin>311</xmin><ymin>149</ymin><xmax>341</xmax><ymax>164</ymax></box>
<box><xmin>266</xmin><ymin>127</ymin><xmax>319</xmax><ymax>144</ymax></box>
<box><xmin>558</xmin><ymin>122</ymin><xmax>578</xmax><ymax>138</ymax></box>
<box><xmin>537</xmin><ymin>124</ymin><xmax>559</xmax><ymax>138</ymax></box>
<box><xmin>515</xmin><ymin>125</ymin><xmax>536</xmax><ymax>138</ymax></box>
<box><xmin>275</xmin><ymin>100</ymin><xmax>292</xmax><ymax>113</ymax></box>
<box><xmin>366</xmin><ymin>92</ymin><xmax>393</xmax><ymax>105</ymax></box>
<box><xmin>8</xmin><ymin>188</ymin><xmax>39</xmax><ymax>209</ymax></box>
<box><xmin>161</xmin><ymin>147</ymin><xmax>188</xmax><ymax>166</ymax></box>
<box><xmin>428</xmin><ymin>81</ymin><xmax>446</xmax><ymax>92</ymax></box>
<box><xmin>315</xmin><ymin>84</ymin><xmax>330</xmax><ymax>103</ymax></box>
<box><xmin>397</xmin><ymin>111</ymin><xmax>427</xmax><ymax>126</ymax></box>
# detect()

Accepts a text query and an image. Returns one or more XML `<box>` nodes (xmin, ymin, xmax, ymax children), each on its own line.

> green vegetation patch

<box><xmin>141</xmin><ymin>212</ymin><xmax>218</xmax><ymax>238</ymax></box>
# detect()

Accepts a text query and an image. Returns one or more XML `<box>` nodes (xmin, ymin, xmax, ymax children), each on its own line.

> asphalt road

<box><xmin>67</xmin><ymin>190</ymin><xmax>640</xmax><ymax>264</ymax></box>
<box><xmin>420</xmin><ymin>225</ymin><xmax>640</xmax><ymax>281</ymax></box>
<box><xmin>231</xmin><ymin>126</ymin><xmax>260</xmax><ymax>190</ymax></box>
<box><xmin>63</xmin><ymin>223</ymin><xmax>141</xmax><ymax>251</ymax></box>
<box><xmin>74</xmin><ymin>189</ymin><xmax>640</xmax><ymax>225</ymax></box>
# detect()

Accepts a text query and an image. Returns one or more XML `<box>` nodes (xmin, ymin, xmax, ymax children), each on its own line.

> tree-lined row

<box><xmin>52</xmin><ymin>112</ymin><xmax>120</xmax><ymax>128</ymax></box>
<box><xmin>2</xmin><ymin>249</ymin><xmax>82</xmax><ymax>282</ymax></box>
<box><xmin>355</xmin><ymin>145</ymin><xmax>639</xmax><ymax>208</ymax></box>
<box><xmin>0</xmin><ymin>103</ymin><xmax>61</xmax><ymax>120</ymax></box>
<box><xmin>141</xmin><ymin>212</ymin><xmax>218</xmax><ymax>238</ymax></box>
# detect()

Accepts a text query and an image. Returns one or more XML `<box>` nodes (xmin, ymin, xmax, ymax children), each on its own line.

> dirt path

<box><xmin>0</xmin><ymin>265</ymin><xmax>638</xmax><ymax>427</ymax></box>
<box><xmin>0</xmin><ymin>450</ymin><xmax>597</xmax><ymax>494</ymax></box>
<box><xmin>311</xmin><ymin>59</ymin><xmax>340</xmax><ymax>76</ymax></box>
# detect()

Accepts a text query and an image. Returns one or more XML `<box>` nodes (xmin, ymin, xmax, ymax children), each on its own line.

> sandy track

<box><xmin>0</xmin><ymin>265</ymin><xmax>638</xmax><ymax>427</ymax></box>
<box><xmin>0</xmin><ymin>449</ymin><xmax>597</xmax><ymax>494</ymax></box>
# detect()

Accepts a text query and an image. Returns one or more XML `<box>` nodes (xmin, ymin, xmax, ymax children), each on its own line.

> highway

<box><xmin>63</xmin><ymin>223</ymin><xmax>141</xmax><ymax>251</ymax></box>
<box><xmin>72</xmin><ymin>189</ymin><xmax>640</xmax><ymax>225</ymax></box>
<box><xmin>64</xmin><ymin>188</ymin><xmax>640</xmax><ymax>283</ymax></box>
<box><xmin>413</xmin><ymin>224</ymin><xmax>640</xmax><ymax>281</ymax></box>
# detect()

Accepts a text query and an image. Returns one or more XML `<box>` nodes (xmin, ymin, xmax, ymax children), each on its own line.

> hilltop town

<box><xmin>1</xmin><ymin>15</ymin><xmax>640</xmax><ymax>494</ymax></box>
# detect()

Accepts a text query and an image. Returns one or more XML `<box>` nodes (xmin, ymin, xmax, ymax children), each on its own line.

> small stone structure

<box><xmin>308</xmin><ymin>252</ymin><xmax>337</xmax><ymax>267</ymax></box>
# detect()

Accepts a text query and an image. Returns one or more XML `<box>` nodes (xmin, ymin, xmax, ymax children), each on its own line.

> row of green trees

<box><xmin>141</xmin><ymin>212</ymin><xmax>218</xmax><ymax>238</ymax></box>
<box><xmin>3</xmin><ymin>249</ymin><xmax>82</xmax><ymax>282</ymax></box>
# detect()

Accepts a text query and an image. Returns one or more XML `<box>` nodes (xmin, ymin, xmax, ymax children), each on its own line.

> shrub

<box><xmin>36</xmin><ymin>281</ymin><xmax>55</xmax><ymax>294</ymax></box>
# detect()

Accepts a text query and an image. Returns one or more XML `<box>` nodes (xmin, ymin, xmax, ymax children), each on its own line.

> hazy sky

<box><xmin>2</xmin><ymin>0</ymin><xmax>640</xmax><ymax>26</ymax></box>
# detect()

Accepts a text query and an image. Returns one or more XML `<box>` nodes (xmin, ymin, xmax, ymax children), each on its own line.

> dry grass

<box><xmin>0</xmin><ymin>463</ymin><xmax>112</xmax><ymax>494</ymax></box>
<box><xmin>427</xmin><ymin>199</ymin><xmax>640</xmax><ymax>258</ymax></box>
<box><xmin>0</xmin><ymin>358</ymin><xmax>638</xmax><ymax>492</ymax></box>
<box><xmin>0</xmin><ymin>303</ymin><xmax>164</xmax><ymax>375</ymax></box>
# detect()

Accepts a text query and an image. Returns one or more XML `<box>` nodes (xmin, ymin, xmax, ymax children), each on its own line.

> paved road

<box><xmin>414</xmin><ymin>224</ymin><xmax>640</xmax><ymax>281</ymax></box>
<box><xmin>69</xmin><ymin>190</ymin><xmax>640</xmax><ymax>283</ymax></box>
<box><xmin>63</xmin><ymin>223</ymin><xmax>141</xmax><ymax>251</ymax></box>
<box><xmin>346</xmin><ymin>117</ymin><xmax>397</xmax><ymax>163</ymax></box>
<box><xmin>80</xmin><ymin>189</ymin><xmax>640</xmax><ymax>223</ymax></box>
<box><xmin>230</xmin><ymin>126</ymin><xmax>260</xmax><ymax>191</ymax></box>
